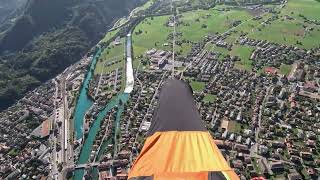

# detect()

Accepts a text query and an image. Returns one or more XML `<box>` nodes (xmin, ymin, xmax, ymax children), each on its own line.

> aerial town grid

<box><xmin>0</xmin><ymin>0</ymin><xmax>319</xmax><ymax>180</ymax></box>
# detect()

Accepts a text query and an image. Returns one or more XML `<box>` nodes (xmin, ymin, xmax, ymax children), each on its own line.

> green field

<box><xmin>99</xmin><ymin>29</ymin><xmax>120</xmax><ymax>44</ymax></box>
<box><xmin>190</xmin><ymin>81</ymin><xmax>205</xmax><ymax>92</ymax></box>
<box><xmin>228</xmin><ymin>121</ymin><xmax>242</xmax><ymax>133</ymax></box>
<box><xmin>205</xmin><ymin>43</ymin><xmax>254</xmax><ymax>71</ymax></box>
<box><xmin>178</xmin><ymin>8</ymin><xmax>252</xmax><ymax>42</ymax></box>
<box><xmin>131</xmin><ymin>0</ymin><xmax>320</xmax><ymax>73</ymax></box>
<box><xmin>132</xmin><ymin>7</ymin><xmax>253</xmax><ymax>58</ymax></box>
<box><xmin>282</xmin><ymin>0</ymin><xmax>320</xmax><ymax>20</ymax></box>
<box><xmin>133</xmin><ymin>16</ymin><xmax>172</xmax><ymax>58</ymax></box>
<box><xmin>95</xmin><ymin>38</ymin><xmax>125</xmax><ymax>74</ymax></box>
<box><xmin>231</xmin><ymin>45</ymin><xmax>254</xmax><ymax>71</ymax></box>
<box><xmin>279</xmin><ymin>64</ymin><xmax>292</xmax><ymax>76</ymax></box>
<box><xmin>203</xmin><ymin>94</ymin><xmax>217</xmax><ymax>103</ymax></box>
<box><xmin>177</xmin><ymin>43</ymin><xmax>193</xmax><ymax>56</ymax></box>
<box><xmin>133</xmin><ymin>0</ymin><xmax>154</xmax><ymax>13</ymax></box>
<box><xmin>248</xmin><ymin>0</ymin><xmax>320</xmax><ymax>49</ymax></box>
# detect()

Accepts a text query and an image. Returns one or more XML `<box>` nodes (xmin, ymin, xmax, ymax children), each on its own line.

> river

<box><xmin>74</xmin><ymin>48</ymin><xmax>102</xmax><ymax>141</ymax></box>
<box><xmin>74</xmin><ymin>94</ymin><xmax>129</xmax><ymax>179</ymax></box>
<box><xmin>73</xmin><ymin>33</ymin><xmax>133</xmax><ymax>179</ymax></box>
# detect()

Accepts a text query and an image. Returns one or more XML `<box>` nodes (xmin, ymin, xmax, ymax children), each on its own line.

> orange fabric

<box><xmin>129</xmin><ymin>131</ymin><xmax>239</xmax><ymax>179</ymax></box>
<box><xmin>154</xmin><ymin>172</ymin><xmax>207</xmax><ymax>180</ymax></box>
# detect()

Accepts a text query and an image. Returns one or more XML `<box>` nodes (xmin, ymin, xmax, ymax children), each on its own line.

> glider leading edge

<box><xmin>128</xmin><ymin>79</ymin><xmax>239</xmax><ymax>180</ymax></box>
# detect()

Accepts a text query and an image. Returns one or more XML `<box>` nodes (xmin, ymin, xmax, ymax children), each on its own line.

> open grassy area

<box><xmin>228</xmin><ymin>121</ymin><xmax>242</xmax><ymax>133</ymax></box>
<box><xmin>95</xmin><ymin>38</ymin><xmax>125</xmax><ymax>74</ymax></box>
<box><xmin>133</xmin><ymin>0</ymin><xmax>154</xmax><ymax>13</ymax></box>
<box><xmin>279</xmin><ymin>64</ymin><xmax>292</xmax><ymax>76</ymax></box>
<box><xmin>178</xmin><ymin>8</ymin><xmax>252</xmax><ymax>42</ymax></box>
<box><xmin>131</xmin><ymin>0</ymin><xmax>320</xmax><ymax>74</ymax></box>
<box><xmin>99</xmin><ymin>29</ymin><xmax>120</xmax><ymax>44</ymax></box>
<box><xmin>282</xmin><ymin>0</ymin><xmax>320</xmax><ymax>20</ymax></box>
<box><xmin>176</xmin><ymin>43</ymin><xmax>193</xmax><ymax>56</ymax></box>
<box><xmin>190</xmin><ymin>80</ymin><xmax>205</xmax><ymax>92</ymax></box>
<box><xmin>132</xmin><ymin>7</ymin><xmax>253</xmax><ymax>59</ymax></box>
<box><xmin>132</xmin><ymin>15</ymin><xmax>172</xmax><ymax>58</ymax></box>
<box><xmin>231</xmin><ymin>45</ymin><xmax>254</xmax><ymax>71</ymax></box>
<box><xmin>248</xmin><ymin>0</ymin><xmax>320</xmax><ymax>49</ymax></box>
<box><xmin>203</xmin><ymin>94</ymin><xmax>217</xmax><ymax>103</ymax></box>
<box><xmin>248</xmin><ymin>19</ymin><xmax>318</xmax><ymax>48</ymax></box>
<box><xmin>214</xmin><ymin>45</ymin><xmax>230</xmax><ymax>60</ymax></box>
<box><xmin>205</xmin><ymin>43</ymin><xmax>231</xmax><ymax>61</ymax></box>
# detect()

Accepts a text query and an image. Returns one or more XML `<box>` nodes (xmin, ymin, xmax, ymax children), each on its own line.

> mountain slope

<box><xmin>0</xmin><ymin>0</ymin><xmax>145</xmax><ymax>111</ymax></box>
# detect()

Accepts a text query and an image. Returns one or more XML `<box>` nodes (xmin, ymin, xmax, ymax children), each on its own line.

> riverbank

<box><xmin>73</xmin><ymin>33</ymin><xmax>134</xmax><ymax>179</ymax></box>
<box><xmin>74</xmin><ymin>48</ymin><xmax>102</xmax><ymax>141</ymax></box>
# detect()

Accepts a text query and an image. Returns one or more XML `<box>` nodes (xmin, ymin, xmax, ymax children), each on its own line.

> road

<box><xmin>95</xmin><ymin>74</ymin><xmax>102</xmax><ymax>98</ymax></box>
<box><xmin>48</xmin><ymin>68</ymin><xmax>76</xmax><ymax>179</ymax></box>
<box><xmin>138</xmin><ymin>72</ymin><xmax>167</xmax><ymax>133</ymax></box>
<box><xmin>114</xmin><ymin>68</ymin><xmax>119</xmax><ymax>91</ymax></box>
<box><xmin>125</xmin><ymin>58</ymin><xmax>144</xmax><ymax>139</ymax></box>
<box><xmin>93</xmin><ymin>115</ymin><xmax>112</xmax><ymax>163</ymax></box>
<box><xmin>250</xmin><ymin>86</ymin><xmax>271</xmax><ymax>157</ymax></box>
<box><xmin>49</xmin><ymin>79</ymin><xmax>59</xmax><ymax>180</ymax></box>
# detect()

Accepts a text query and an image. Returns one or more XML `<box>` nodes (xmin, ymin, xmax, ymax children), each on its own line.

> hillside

<box><xmin>0</xmin><ymin>0</ymin><xmax>145</xmax><ymax>110</ymax></box>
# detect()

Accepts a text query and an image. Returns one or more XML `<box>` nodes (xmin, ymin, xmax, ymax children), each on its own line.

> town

<box><xmin>0</xmin><ymin>0</ymin><xmax>319</xmax><ymax>179</ymax></box>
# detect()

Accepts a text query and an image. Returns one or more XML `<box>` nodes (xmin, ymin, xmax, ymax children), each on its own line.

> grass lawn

<box><xmin>132</xmin><ymin>15</ymin><xmax>172</xmax><ymax>58</ymax></box>
<box><xmin>190</xmin><ymin>80</ymin><xmax>205</xmax><ymax>92</ymax></box>
<box><xmin>231</xmin><ymin>45</ymin><xmax>254</xmax><ymax>71</ymax></box>
<box><xmin>133</xmin><ymin>0</ymin><xmax>154</xmax><ymax>13</ymax></box>
<box><xmin>228</xmin><ymin>121</ymin><xmax>242</xmax><ymax>133</ymax></box>
<box><xmin>176</xmin><ymin>43</ymin><xmax>193</xmax><ymax>56</ymax></box>
<box><xmin>95</xmin><ymin>38</ymin><xmax>125</xmax><ymax>74</ymax></box>
<box><xmin>204</xmin><ymin>43</ymin><xmax>230</xmax><ymax>60</ymax></box>
<box><xmin>8</xmin><ymin>148</ymin><xmax>19</xmax><ymax>156</ymax></box>
<box><xmin>99</xmin><ymin>29</ymin><xmax>120</xmax><ymax>44</ymax></box>
<box><xmin>132</xmin><ymin>7</ymin><xmax>252</xmax><ymax>58</ymax></box>
<box><xmin>282</xmin><ymin>0</ymin><xmax>320</xmax><ymax>20</ymax></box>
<box><xmin>249</xmin><ymin>19</ymin><xmax>306</xmax><ymax>46</ymax></box>
<box><xmin>178</xmin><ymin>8</ymin><xmax>252</xmax><ymax>42</ymax></box>
<box><xmin>203</xmin><ymin>94</ymin><xmax>217</xmax><ymax>103</ymax></box>
<box><xmin>279</xmin><ymin>64</ymin><xmax>292</xmax><ymax>76</ymax></box>
<box><xmin>215</xmin><ymin>46</ymin><xmax>230</xmax><ymax>60</ymax></box>
<box><xmin>204</xmin><ymin>43</ymin><xmax>215</xmax><ymax>50</ymax></box>
<box><xmin>248</xmin><ymin>0</ymin><xmax>320</xmax><ymax>49</ymax></box>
